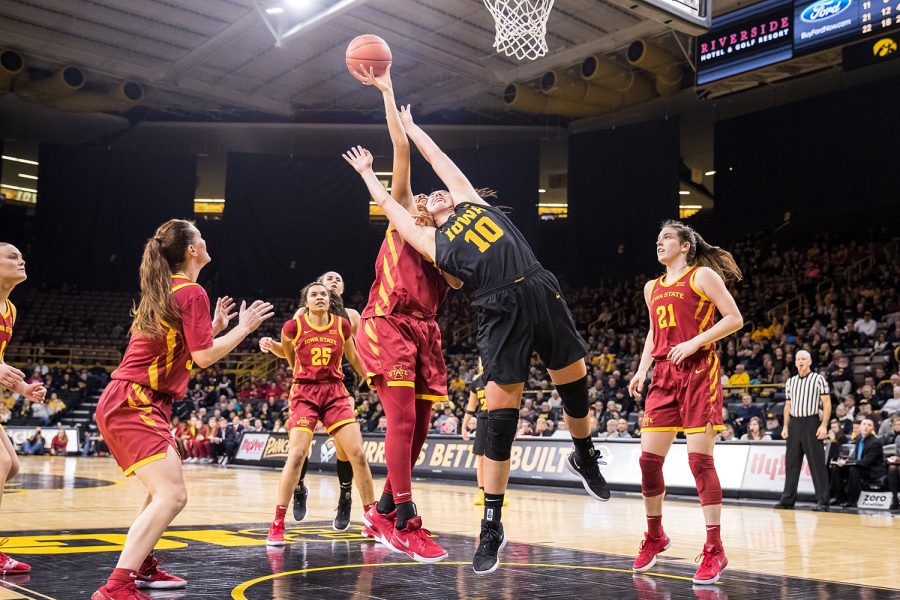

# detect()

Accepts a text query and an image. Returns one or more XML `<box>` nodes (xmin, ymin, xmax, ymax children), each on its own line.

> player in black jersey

<box><xmin>343</xmin><ymin>106</ymin><xmax>610</xmax><ymax>576</ymax></box>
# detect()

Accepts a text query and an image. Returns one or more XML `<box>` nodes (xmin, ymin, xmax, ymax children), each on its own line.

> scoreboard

<box><xmin>697</xmin><ymin>0</ymin><xmax>900</xmax><ymax>83</ymax></box>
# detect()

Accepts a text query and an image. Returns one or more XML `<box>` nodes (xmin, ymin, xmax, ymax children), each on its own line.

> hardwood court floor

<box><xmin>1</xmin><ymin>456</ymin><xmax>898</xmax><ymax>598</ymax></box>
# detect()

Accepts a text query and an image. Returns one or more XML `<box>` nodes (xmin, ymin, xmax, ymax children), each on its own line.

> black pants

<box><xmin>830</xmin><ymin>464</ymin><xmax>878</xmax><ymax>504</ymax></box>
<box><xmin>781</xmin><ymin>416</ymin><xmax>830</xmax><ymax>505</ymax></box>
<box><xmin>888</xmin><ymin>464</ymin><xmax>899</xmax><ymax>499</ymax></box>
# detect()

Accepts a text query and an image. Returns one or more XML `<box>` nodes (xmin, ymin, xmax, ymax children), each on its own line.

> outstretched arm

<box><xmin>343</xmin><ymin>146</ymin><xmax>437</xmax><ymax>262</ymax></box>
<box><xmin>399</xmin><ymin>105</ymin><xmax>486</xmax><ymax>207</ymax></box>
<box><xmin>355</xmin><ymin>66</ymin><xmax>414</xmax><ymax>210</ymax></box>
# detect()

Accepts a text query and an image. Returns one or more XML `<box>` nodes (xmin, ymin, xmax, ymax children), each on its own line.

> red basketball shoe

<box><xmin>0</xmin><ymin>550</ymin><xmax>30</xmax><ymax>575</ymax></box>
<box><xmin>389</xmin><ymin>516</ymin><xmax>448</xmax><ymax>563</ymax></box>
<box><xmin>267</xmin><ymin>519</ymin><xmax>286</xmax><ymax>546</ymax></box>
<box><xmin>91</xmin><ymin>583</ymin><xmax>151</xmax><ymax>600</ymax></box>
<box><xmin>362</xmin><ymin>506</ymin><xmax>399</xmax><ymax>552</ymax></box>
<box><xmin>632</xmin><ymin>532</ymin><xmax>672</xmax><ymax>572</ymax></box>
<box><xmin>692</xmin><ymin>544</ymin><xmax>728</xmax><ymax>585</ymax></box>
<box><xmin>135</xmin><ymin>553</ymin><xmax>185</xmax><ymax>589</ymax></box>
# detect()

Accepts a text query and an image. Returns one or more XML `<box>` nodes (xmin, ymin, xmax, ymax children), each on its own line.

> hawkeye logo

<box><xmin>388</xmin><ymin>365</ymin><xmax>410</xmax><ymax>380</ymax></box>
<box><xmin>801</xmin><ymin>0</ymin><xmax>852</xmax><ymax>23</ymax></box>
<box><xmin>873</xmin><ymin>37</ymin><xmax>897</xmax><ymax>58</ymax></box>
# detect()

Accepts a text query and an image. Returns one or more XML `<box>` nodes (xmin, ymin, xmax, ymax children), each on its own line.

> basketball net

<box><xmin>483</xmin><ymin>0</ymin><xmax>554</xmax><ymax>61</ymax></box>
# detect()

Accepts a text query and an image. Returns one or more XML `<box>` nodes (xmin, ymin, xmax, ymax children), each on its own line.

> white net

<box><xmin>483</xmin><ymin>0</ymin><xmax>555</xmax><ymax>61</ymax></box>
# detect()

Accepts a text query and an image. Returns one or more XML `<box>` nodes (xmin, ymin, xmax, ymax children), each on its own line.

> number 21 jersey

<box><xmin>649</xmin><ymin>266</ymin><xmax>717</xmax><ymax>361</ymax></box>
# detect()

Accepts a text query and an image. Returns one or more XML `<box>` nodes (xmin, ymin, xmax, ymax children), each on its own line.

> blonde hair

<box><xmin>131</xmin><ymin>220</ymin><xmax>196</xmax><ymax>338</ymax></box>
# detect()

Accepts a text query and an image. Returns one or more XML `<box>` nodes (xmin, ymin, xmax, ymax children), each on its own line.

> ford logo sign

<box><xmin>801</xmin><ymin>0</ymin><xmax>853</xmax><ymax>22</ymax></box>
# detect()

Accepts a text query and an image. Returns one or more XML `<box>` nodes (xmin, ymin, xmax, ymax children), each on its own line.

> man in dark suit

<box><xmin>830</xmin><ymin>417</ymin><xmax>886</xmax><ymax>507</ymax></box>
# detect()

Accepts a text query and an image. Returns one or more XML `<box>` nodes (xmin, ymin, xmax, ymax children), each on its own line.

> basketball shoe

<box><xmin>472</xmin><ymin>519</ymin><xmax>507</xmax><ymax>575</ymax></box>
<box><xmin>632</xmin><ymin>532</ymin><xmax>672</xmax><ymax>572</ymax></box>
<box><xmin>267</xmin><ymin>519</ymin><xmax>286</xmax><ymax>546</ymax></box>
<box><xmin>362</xmin><ymin>505</ymin><xmax>399</xmax><ymax>552</ymax></box>
<box><xmin>565</xmin><ymin>451</ymin><xmax>611</xmax><ymax>501</ymax></box>
<box><xmin>292</xmin><ymin>484</ymin><xmax>309</xmax><ymax>521</ymax></box>
<box><xmin>389</xmin><ymin>516</ymin><xmax>448</xmax><ymax>563</ymax></box>
<box><xmin>0</xmin><ymin>542</ymin><xmax>30</xmax><ymax>575</ymax></box>
<box><xmin>333</xmin><ymin>495</ymin><xmax>352</xmax><ymax>531</ymax></box>
<box><xmin>92</xmin><ymin>581</ymin><xmax>150</xmax><ymax>600</ymax></box>
<box><xmin>474</xmin><ymin>489</ymin><xmax>485</xmax><ymax>506</ymax></box>
<box><xmin>135</xmin><ymin>552</ymin><xmax>185</xmax><ymax>589</ymax></box>
<box><xmin>692</xmin><ymin>544</ymin><xmax>728</xmax><ymax>585</ymax></box>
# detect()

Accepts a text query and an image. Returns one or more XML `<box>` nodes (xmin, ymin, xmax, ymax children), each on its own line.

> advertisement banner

<box><xmin>740</xmin><ymin>443</ymin><xmax>815</xmax><ymax>493</ymax></box>
<box><xmin>4</xmin><ymin>426</ymin><xmax>81</xmax><ymax>453</ymax></box>
<box><xmin>233</xmin><ymin>433</ymin><xmax>773</xmax><ymax>496</ymax></box>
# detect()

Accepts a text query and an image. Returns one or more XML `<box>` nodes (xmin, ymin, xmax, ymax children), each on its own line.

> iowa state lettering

<box><xmin>651</xmin><ymin>291</ymin><xmax>685</xmax><ymax>303</ymax></box>
<box><xmin>442</xmin><ymin>204</ymin><xmax>487</xmax><ymax>242</ymax></box>
<box><xmin>302</xmin><ymin>336</ymin><xmax>337</xmax><ymax>346</ymax></box>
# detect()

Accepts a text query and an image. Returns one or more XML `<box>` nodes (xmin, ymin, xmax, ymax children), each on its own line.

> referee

<box><xmin>775</xmin><ymin>350</ymin><xmax>832</xmax><ymax>511</ymax></box>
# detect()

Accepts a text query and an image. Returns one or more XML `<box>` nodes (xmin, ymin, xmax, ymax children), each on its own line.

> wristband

<box><xmin>465</xmin><ymin>410</ymin><xmax>476</xmax><ymax>416</ymax></box>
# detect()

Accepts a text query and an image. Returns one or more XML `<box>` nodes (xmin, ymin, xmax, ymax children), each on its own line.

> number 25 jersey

<box><xmin>282</xmin><ymin>314</ymin><xmax>351</xmax><ymax>383</ymax></box>
<box><xmin>649</xmin><ymin>266</ymin><xmax>717</xmax><ymax>361</ymax></box>
<box><xmin>435</xmin><ymin>202</ymin><xmax>539</xmax><ymax>291</ymax></box>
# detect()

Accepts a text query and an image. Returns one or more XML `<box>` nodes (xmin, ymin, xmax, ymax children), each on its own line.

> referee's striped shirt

<box><xmin>785</xmin><ymin>372</ymin><xmax>830</xmax><ymax>417</ymax></box>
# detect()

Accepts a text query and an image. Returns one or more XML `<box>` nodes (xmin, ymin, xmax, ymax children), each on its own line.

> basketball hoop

<box><xmin>483</xmin><ymin>0</ymin><xmax>554</xmax><ymax>61</ymax></box>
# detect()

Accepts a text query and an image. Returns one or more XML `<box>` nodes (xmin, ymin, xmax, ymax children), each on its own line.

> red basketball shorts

<box><xmin>287</xmin><ymin>381</ymin><xmax>356</xmax><ymax>435</ymax></box>
<box><xmin>356</xmin><ymin>313</ymin><xmax>448</xmax><ymax>403</ymax></box>
<box><xmin>95</xmin><ymin>379</ymin><xmax>178</xmax><ymax>476</ymax></box>
<box><xmin>642</xmin><ymin>349</ymin><xmax>724</xmax><ymax>434</ymax></box>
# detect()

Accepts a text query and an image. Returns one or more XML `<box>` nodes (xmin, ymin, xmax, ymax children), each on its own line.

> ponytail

<box><xmin>661</xmin><ymin>219</ymin><xmax>743</xmax><ymax>283</ymax></box>
<box><xmin>131</xmin><ymin>219</ymin><xmax>196</xmax><ymax>338</ymax></box>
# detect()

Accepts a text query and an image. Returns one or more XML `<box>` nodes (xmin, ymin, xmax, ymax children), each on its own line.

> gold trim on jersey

<box><xmin>689</xmin><ymin>267</ymin><xmax>710</xmax><ymax>302</ymax></box>
<box><xmin>415</xmin><ymin>394</ymin><xmax>448</xmax><ymax>402</ymax></box>
<box><xmin>0</xmin><ymin>299</ymin><xmax>11</xmax><ymax>319</ymax></box>
<box><xmin>657</xmin><ymin>266</ymin><xmax>695</xmax><ymax>288</ymax></box>
<box><xmin>123</xmin><ymin>452</ymin><xmax>168</xmax><ymax>477</ymax></box>
<box><xmin>386</xmin><ymin>380</ymin><xmax>414</xmax><ymax>388</ymax></box>
<box><xmin>641</xmin><ymin>426</ymin><xmax>683</xmax><ymax>432</ymax></box>
<box><xmin>364</xmin><ymin>320</ymin><xmax>378</xmax><ymax>343</ymax></box>
<box><xmin>303</xmin><ymin>313</ymin><xmax>335</xmax><ymax>333</ymax></box>
<box><xmin>292</xmin><ymin>316</ymin><xmax>304</xmax><ymax>344</ymax></box>
<box><xmin>327</xmin><ymin>417</ymin><xmax>357</xmax><ymax>434</ymax></box>
<box><xmin>127</xmin><ymin>383</ymin><xmax>157</xmax><ymax>428</ymax></box>
<box><xmin>382</xmin><ymin>256</ymin><xmax>395</xmax><ymax>288</ymax></box>
<box><xmin>684</xmin><ymin>424</ymin><xmax>725</xmax><ymax>434</ymax></box>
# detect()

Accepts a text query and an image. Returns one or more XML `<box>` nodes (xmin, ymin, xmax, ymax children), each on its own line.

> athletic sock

<box><xmin>395</xmin><ymin>501</ymin><xmax>416</xmax><ymax>531</ymax></box>
<box><xmin>572</xmin><ymin>435</ymin><xmax>597</xmax><ymax>463</ymax></box>
<box><xmin>107</xmin><ymin>568</ymin><xmax>137</xmax><ymax>591</ymax></box>
<box><xmin>706</xmin><ymin>524</ymin><xmax>722</xmax><ymax>548</ymax></box>
<box><xmin>364</xmin><ymin>502</ymin><xmax>375</xmax><ymax>512</ymax></box>
<box><xmin>336</xmin><ymin>459</ymin><xmax>353</xmax><ymax>500</ymax></box>
<box><xmin>274</xmin><ymin>504</ymin><xmax>287</xmax><ymax>524</ymax></box>
<box><xmin>377</xmin><ymin>491</ymin><xmax>396</xmax><ymax>514</ymax></box>
<box><xmin>647</xmin><ymin>515</ymin><xmax>663</xmax><ymax>538</ymax></box>
<box><xmin>484</xmin><ymin>493</ymin><xmax>504</xmax><ymax>523</ymax></box>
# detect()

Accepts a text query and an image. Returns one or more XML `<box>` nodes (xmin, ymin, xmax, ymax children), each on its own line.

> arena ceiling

<box><xmin>0</xmin><ymin>0</ymin><xmax>747</xmax><ymax>121</ymax></box>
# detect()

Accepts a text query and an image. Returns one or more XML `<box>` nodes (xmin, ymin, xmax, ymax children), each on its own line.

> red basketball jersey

<box><xmin>111</xmin><ymin>274</ymin><xmax>214</xmax><ymax>398</ymax></box>
<box><xmin>649</xmin><ymin>266</ymin><xmax>717</xmax><ymax>361</ymax></box>
<box><xmin>361</xmin><ymin>225</ymin><xmax>448</xmax><ymax>320</ymax></box>
<box><xmin>0</xmin><ymin>299</ymin><xmax>16</xmax><ymax>364</ymax></box>
<box><xmin>282</xmin><ymin>313</ymin><xmax>351</xmax><ymax>383</ymax></box>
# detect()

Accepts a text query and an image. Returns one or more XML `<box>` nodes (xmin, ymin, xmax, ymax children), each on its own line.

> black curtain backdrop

<box><xmin>221</xmin><ymin>152</ymin><xmax>369</xmax><ymax>297</ymax></box>
<box><xmin>410</xmin><ymin>141</ymin><xmax>540</xmax><ymax>245</ymax></box>
<box><xmin>33</xmin><ymin>145</ymin><xmax>196</xmax><ymax>291</ymax></box>
<box><xmin>714</xmin><ymin>74</ymin><xmax>900</xmax><ymax>229</ymax></box>
<box><xmin>566</xmin><ymin>119</ymin><xmax>680</xmax><ymax>283</ymax></box>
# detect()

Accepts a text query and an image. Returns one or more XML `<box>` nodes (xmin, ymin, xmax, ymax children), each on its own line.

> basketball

<box><xmin>346</xmin><ymin>34</ymin><xmax>392</xmax><ymax>82</ymax></box>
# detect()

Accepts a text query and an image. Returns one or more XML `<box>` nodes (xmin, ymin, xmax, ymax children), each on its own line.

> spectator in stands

<box><xmin>46</xmin><ymin>393</ymin><xmax>66</xmax><ymax>420</ymax></box>
<box><xmin>764</xmin><ymin>412</ymin><xmax>783</xmax><ymax>441</ymax></box>
<box><xmin>615</xmin><ymin>418</ymin><xmax>632</xmax><ymax>438</ymax></box>
<box><xmin>375</xmin><ymin>416</ymin><xmax>387</xmax><ymax>433</ymax></box>
<box><xmin>81</xmin><ymin>413</ymin><xmax>103</xmax><ymax>457</ymax></box>
<box><xmin>534</xmin><ymin>417</ymin><xmax>552</xmax><ymax>437</ymax></box>
<box><xmin>589</xmin><ymin>415</ymin><xmax>601</xmax><ymax>437</ymax></box>
<box><xmin>596</xmin><ymin>419</ymin><xmax>620</xmax><ymax>440</ymax></box>
<box><xmin>718</xmin><ymin>424</ymin><xmax>736</xmax><ymax>442</ymax></box>
<box><xmin>733</xmin><ymin>393</ymin><xmax>762</xmax><ymax>435</ymax></box>
<box><xmin>439</xmin><ymin>412</ymin><xmax>459</xmax><ymax>435</ymax></box>
<box><xmin>22</xmin><ymin>426</ymin><xmax>45</xmax><ymax>455</ymax></box>
<box><xmin>826</xmin><ymin>419</ymin><xmax>849</xmax><ymax>465</ymax></box>
<box><xmin>30</xmin><ymin>399</ymin><xmax>50</xmax><ymax>426</ymax></box>
<box><xmin>885</xmin><ymin>426</ymin><xmax>899</xmax><ymax>510</ymax></box>
<box><xmin>0</xmin><ymin>401</ymin><xmax>10</xmax><ymax>425</ymax></box>
<box><xmin>830</xmin><ymin>417</ymin><xmax>885</xmax><ymax>507</ymax></box>
<box><xmin>880</xmin><ymin>415</ymin><xmax>900</xmax><ymax>446</ymax></box>
<box><xmin>517</xmin><ymin>419</ymin><xmax>534</xmax><ymax>437</ymax></box>
<box><xmin>49</xmin><ymin>426</ymin><xmax>68</xmax><ymax>456</ymax></box>
<box><xmin>740</xmin><ymin>417</ymin><xmax>771</xmax><ymax>441</ymax></box>
<box><xmin>727</xmin><ymin>364</ymin><xmax>750</xmax><ymax>391</ymax></box>
<box><xmin>219</xmin><ymin>416</ymin><xmax>244</xmax><ymax>465</ymax></box>
<box><xmin>880</xmin><ymin>385</ymin><xmax>900</xmax><ymax>418</ymax></box>
<box><xmin>828</xmin><ymin>354</ymin><xmax>853</xmax><ymax>398</ymax></box>
<box><xmin>853</xmin><ymin>311</ymin><xmax>877</xmax><ymax>344</ymax></box>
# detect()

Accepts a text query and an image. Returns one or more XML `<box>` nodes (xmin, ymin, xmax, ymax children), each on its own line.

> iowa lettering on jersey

<box><xmin>441</xmin><ymin>204</ymin><xmax>505</xmax><ymax>252</ymax></box>
<box><xmin>301</xmin><ymin>336</ymin><xmax>339</xmax><ymax>346</ymax></box>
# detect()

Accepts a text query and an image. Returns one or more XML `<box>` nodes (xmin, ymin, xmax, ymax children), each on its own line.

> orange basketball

<box><xmin>346</xmin><ymin>34</ymin><xmax>392</xmax><ymax>82</ymax></box>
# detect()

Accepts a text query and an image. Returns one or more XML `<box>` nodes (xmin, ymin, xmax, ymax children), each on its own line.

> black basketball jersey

<box><xmin>435</xmin><ymin>202</ymin><xmax>539</xmax><ymax>291</ymax></box>
<box><xmin>469</xmin><ymin>374</ymin><xmax>487</xmax><ymax>417</ymax></box>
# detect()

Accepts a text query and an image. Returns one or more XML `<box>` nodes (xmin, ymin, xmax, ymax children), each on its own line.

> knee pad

<box><xmin>556</xmin><ymin>375</ymin><xmax>589</xmax><ymax>419</ymax></box>
<box><xmin>640</xmin><ymin>452</ymin><xmax>666</xmax><ymax>497</ymax></box>
<box><xmin>688</xmin><ymin>452</ymin><xmax>722</xmax><ymax>506</ymax></box>
<box><xmin>485</xmin><ymin>408</ymin><xmax>519</xmax><ymax>461</ymax></box>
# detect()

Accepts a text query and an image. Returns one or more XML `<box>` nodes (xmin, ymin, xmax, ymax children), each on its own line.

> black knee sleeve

<box><xmin>556</xmin><ymin>375</ymin><xmax>589</xmax><ymax>419</ymax></box>
<box><xmin>485</xmin><ymin>408</ymin><xmax>519</xmax><ymax>461</ymax></box>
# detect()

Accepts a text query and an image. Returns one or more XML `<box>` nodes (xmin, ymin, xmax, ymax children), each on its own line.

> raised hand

<box><xmin>341</xmin><ymin>146</ymin><xmax>374</xmax><ymax>174</ymax></box>
<box><xmin>353</xmin><ymin>64</ymin><xmax>393</xmax><ymax>93</ymax></box>
<box><xmin>212</xmin><ymin>296</ymin><xmax>238</xmax><ymax>333</ymax></box>
<box><xmin>259</xmin><ymin>337</ymin><xmax>275</xmax><ymax>353</ymax></box>
<box><xmin>0</xmin><ymin>364</ymin><xmax>25</xmax><ymax>391</ymax></box>
<box><xmin>238</xmin><ymin>300</ymin><xmax>275</xmax><ymax>333</ymax></box>
<box><xmin>398</xmin><ymin>104</ymin><xmax>415</xmax><ymax>129</ymax></box>
<box><xmin>21</xmin><ymin>382</ymin><xmax>47</xmax><ymax>403</ymax></box>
